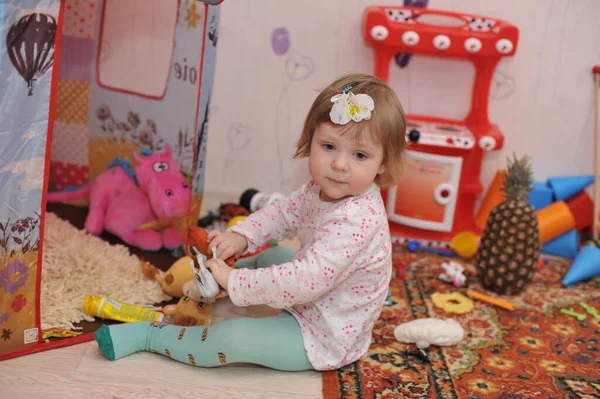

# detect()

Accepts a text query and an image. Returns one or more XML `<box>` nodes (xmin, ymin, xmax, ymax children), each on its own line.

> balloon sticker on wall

<box><xmin>491</xmin><ymin>71</ymin><xmax>516</xmax><ymax>100</ymax></box>
<box><xmin>271</xmin><ymin>27</ymin><xmax>290</xmax><ymax>56</ymax></box>
<box><xmin>270</xmin><ymin>26</ymin><xmax>314</xmax><ymax>190</ymax></box>
<box><xmin>5</xmin><ymin>13</ymin><xmax>57</xmax><ymax>96</ymax></box>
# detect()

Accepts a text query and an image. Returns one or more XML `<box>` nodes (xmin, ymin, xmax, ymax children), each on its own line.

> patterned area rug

<box><xmin>322</xmin><ymin>246</ymin><xmax>600</xmax><ymax>399</ymax></box>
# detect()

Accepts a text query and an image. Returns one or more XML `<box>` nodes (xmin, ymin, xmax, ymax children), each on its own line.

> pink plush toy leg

<box><xmin>117</xmin><ymin>228</ymin><xmax>163</xmax><ymax>251</ymax></box>
<box><xmin>104</xmin><ymin>217</ymin><xmax>163</xmax><ymax>251</ymax></box>
<box><xmin>161</xmin><ymin>227</ymin><xmax>184</xmax><ymax>250</ymax></box>
<box><xmin>85</xmin><ymin>186</ymin><xmax>109</xmax><ymax>235</ymax></box>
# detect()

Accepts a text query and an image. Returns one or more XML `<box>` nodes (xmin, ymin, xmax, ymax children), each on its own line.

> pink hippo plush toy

<box><xmin>47</xmin><ymin>145</ymin><xmax>191</xmax><ymax>251</ymax></box>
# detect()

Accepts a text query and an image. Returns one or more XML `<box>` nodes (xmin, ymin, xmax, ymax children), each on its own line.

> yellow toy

<box><xmin>450</xmin><ymin>232</ymin><xmax>480</xmax><ymax>258</ymax></box>
<box><xmin>431</xmin><ymin>292</ymin><xmax>474</xmax><ymax>314</ymax></box>
<box><xmin>226</xmin><ymin>215</ymin><xmax>247</xmax><ymax>229</ymax></box>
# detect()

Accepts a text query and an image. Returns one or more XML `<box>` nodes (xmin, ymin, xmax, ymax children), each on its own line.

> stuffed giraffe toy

<box><xmin>141</xmin><ymin>227</ymin><xmax>295</xmax><ymax>326</ymax></box>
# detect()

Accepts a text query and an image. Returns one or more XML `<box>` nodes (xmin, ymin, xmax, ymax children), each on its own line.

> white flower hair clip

<box><xmin>329</xmin><ymin>85</ymin><xmax>375</xmax><ymax>125</ymax></box>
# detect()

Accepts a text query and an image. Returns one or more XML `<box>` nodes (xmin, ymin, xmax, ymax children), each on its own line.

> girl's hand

<box><xmin>215</xmin><ymin>290</ymin><xmax>229</xmax><ymax>299</ymax></box>
<box><xmin>205</xmin><ymin>258</ymin><xmax>233</xmax><ymax>291</ymax></box>
<box><xmin>207</xmin><ymin>230</ymin><xmax>248</xmax><ymax>260</ymax></box>
<box><xmin>182</xmin><ymin>279</ymin><xmax>228</xmax><ymax>302</ymax></box>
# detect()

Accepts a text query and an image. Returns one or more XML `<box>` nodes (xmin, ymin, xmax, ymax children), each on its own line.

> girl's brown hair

<box><xmin>293</xmin><ymin>73</ymin><xmax>406</xmax><ymax>187</ymax></box>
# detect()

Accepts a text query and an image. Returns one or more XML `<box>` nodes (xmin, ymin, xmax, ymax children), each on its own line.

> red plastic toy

<box><xmin>362</xmin><ymin>6</ymin><xmax>519</xmax><ymax>247</ymax></box>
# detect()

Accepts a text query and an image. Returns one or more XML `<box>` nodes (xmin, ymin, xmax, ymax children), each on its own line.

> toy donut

<box><xmin>431</xmin><ymin>292</ymin><xmax>474</xmax><ymax>314</ymax></box>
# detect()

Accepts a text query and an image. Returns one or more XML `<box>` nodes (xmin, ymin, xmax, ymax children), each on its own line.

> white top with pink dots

<box><xmin>228</xmin><ymin>180</ymin><xmax>392</xmax><ymax>370</ymax></box>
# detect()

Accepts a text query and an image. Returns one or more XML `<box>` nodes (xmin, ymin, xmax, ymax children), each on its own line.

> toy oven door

<box><xmin>386</xmin><ymin>150</ymin><xmax>462</xmax><ymax>232</ymax></box>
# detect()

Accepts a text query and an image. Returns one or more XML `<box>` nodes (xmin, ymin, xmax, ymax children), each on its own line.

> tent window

<box><xmin>97</xmin><ymin>0</ymin><xmax>178</xmax><ymax>98</ymax></box>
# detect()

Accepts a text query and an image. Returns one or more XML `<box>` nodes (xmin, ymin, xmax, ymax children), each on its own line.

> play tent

<box><xmin>0</xmin><ymin>0</ymin><xmax>223</xmax><ymax>360</ymax></box>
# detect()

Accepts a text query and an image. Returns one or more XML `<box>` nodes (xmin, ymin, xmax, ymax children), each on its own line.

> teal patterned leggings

<box><xmin>95</xmin><ymin>246</ymin><xmax>314</xmax><ymax>371</ymax></box>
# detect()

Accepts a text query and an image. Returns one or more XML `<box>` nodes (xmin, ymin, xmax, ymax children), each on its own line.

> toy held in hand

<box><xmin>188</xmin><ymin>246</ymin><xmax>221</xmax><ymax>300</ymax></box>
<box><xmin>179</xmin><ymin>227</ymin><xmax>238</xmax><ymax>303</ymax></box>
<box><xmin>46</xmin><ymin>145</ymin><xmax>191</xmax><ymax>251</ymax></box>
<box><xmin>187</xmin><ymin>227</ymin><xmax>237</xmax><ymax>266</ymax></box>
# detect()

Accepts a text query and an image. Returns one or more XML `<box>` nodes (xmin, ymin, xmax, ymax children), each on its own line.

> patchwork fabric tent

<box><xmin>0</xmin><ymin>0</ymin><xmax>223</xmax><ymax>360</ymax></box>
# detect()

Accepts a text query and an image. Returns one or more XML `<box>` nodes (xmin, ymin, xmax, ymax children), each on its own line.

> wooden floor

<box><xmin>0</xmin><ymin>241</ymin><xmax>322</xmax><ymax>398</ymax></box>
<box><xmin>0</xmin><ymin>298</ymin><xmax>323</xmax><ymax>399</ymax></box>
<box><xmin>1</xmin><ymin>193</ymin><xmax>323</xmax><ymax>398</ymax></box>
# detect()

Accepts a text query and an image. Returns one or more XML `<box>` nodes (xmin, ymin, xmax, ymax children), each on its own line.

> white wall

<box><xmin>204</xmin><ymin>0</ymin><xmax>600</xmax><ymax>200</ymax></box>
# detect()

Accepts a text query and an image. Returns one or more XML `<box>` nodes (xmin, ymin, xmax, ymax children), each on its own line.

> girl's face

<box><xmin>308</xmin><ymin>123</ymin><xmax>385</xmax><ymax>202</ymax></box>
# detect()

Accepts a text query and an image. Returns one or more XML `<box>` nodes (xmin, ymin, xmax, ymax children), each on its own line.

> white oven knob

<box><xmin>370</xmin><ymin>25</ymin><xmax>389</xmax><ymax>41</ymax></box>
<box><xmin>434</xmin><ymin>184</ymin><xmax>456</xmax><ymax>205</ymax></box>
<box><xmin>402</xmin><ymin>31</ymin><xmax>420</xmax><ymax>46</ymax></box>
<box><xmin>495</xmin><ymin>38</ymin><xmax>513</xmax><ymax>54</ymax></box>
<box><xmin>433</xmin><ymin>35</ymin><xmax>451</xmax><ymax>50</ymax></box>
<box><xmin>464</xmin><ymin>37</ymin><xmax>482</xmax><ymax>53</ymax></box>
<box><xmin>479</xmin><ymin>136</ymin><xmax>497</xmax><ymax>151</ymax></box>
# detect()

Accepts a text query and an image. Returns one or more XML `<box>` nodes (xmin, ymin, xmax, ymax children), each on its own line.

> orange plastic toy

<box><xmin>363</xmin><ymin>6</ymin><xmax>519</xmax><ymax>246</ymax></box>
<box><xmin>537</xmin><ymin>201</ymin><xmax>576</xmax><ymax>244</ymax></box>
<box><xmin>474</xmin><ymin>170</ymin><xmax>506</xmax><ymax>230</ymax></box>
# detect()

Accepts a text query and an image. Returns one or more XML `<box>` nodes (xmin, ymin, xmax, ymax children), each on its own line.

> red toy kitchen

<box><xmin>362</xmin><ymin>6</ymin><xmax>519</xmax><ymax>247</ymax></box>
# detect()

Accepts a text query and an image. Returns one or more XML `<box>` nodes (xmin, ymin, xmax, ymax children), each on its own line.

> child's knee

<box><xmin>256</xmin><ymin>245</ymin><xmax>295</xmax><ymax>267</ymax></box>
<box><xmin>235</xmin><ymin>245</ymin><xmax>295</xmax><ymax>270</ymax></box>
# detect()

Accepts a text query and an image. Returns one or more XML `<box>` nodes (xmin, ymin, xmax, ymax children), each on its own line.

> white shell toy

<box><xmin>394</xmin><ymin>318</ymin><xmax>464</xmax><ymax>349</ymax></box>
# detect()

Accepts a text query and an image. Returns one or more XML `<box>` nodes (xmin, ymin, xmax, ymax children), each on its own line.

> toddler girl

<box><xmin>95</xmin><ymin>72</ymin><xmax>406</xmax><ymax>371</ymax></box>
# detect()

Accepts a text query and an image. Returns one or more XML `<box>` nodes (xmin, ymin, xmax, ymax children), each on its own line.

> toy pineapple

<box><xmin>475</xmin><ymin>153</ymin><xmax>540</xmax><ymax>295</ymax></box>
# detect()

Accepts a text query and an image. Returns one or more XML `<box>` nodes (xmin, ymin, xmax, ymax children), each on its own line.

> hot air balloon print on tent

<box><xmin>5</xmin><ymin>13</ymin><xmax>57</xmax><ymax>96</ymax></box>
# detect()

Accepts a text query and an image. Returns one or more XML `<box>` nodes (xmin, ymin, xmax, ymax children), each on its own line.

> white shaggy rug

<box><xmin>41</xmin><ymin>212</ymin><xmax>172</xmax><ymax>331</ymax></box>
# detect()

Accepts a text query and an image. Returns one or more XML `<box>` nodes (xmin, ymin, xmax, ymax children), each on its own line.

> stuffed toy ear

<box><xmin>164</xmin><ymin>144</ymin><xmax>172</xmax><ymax>157</ymax></box>
<box><xmin>162</xmin><ymin>304</ymin><xmax>178</xmax><ymax>315</ymax></box>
